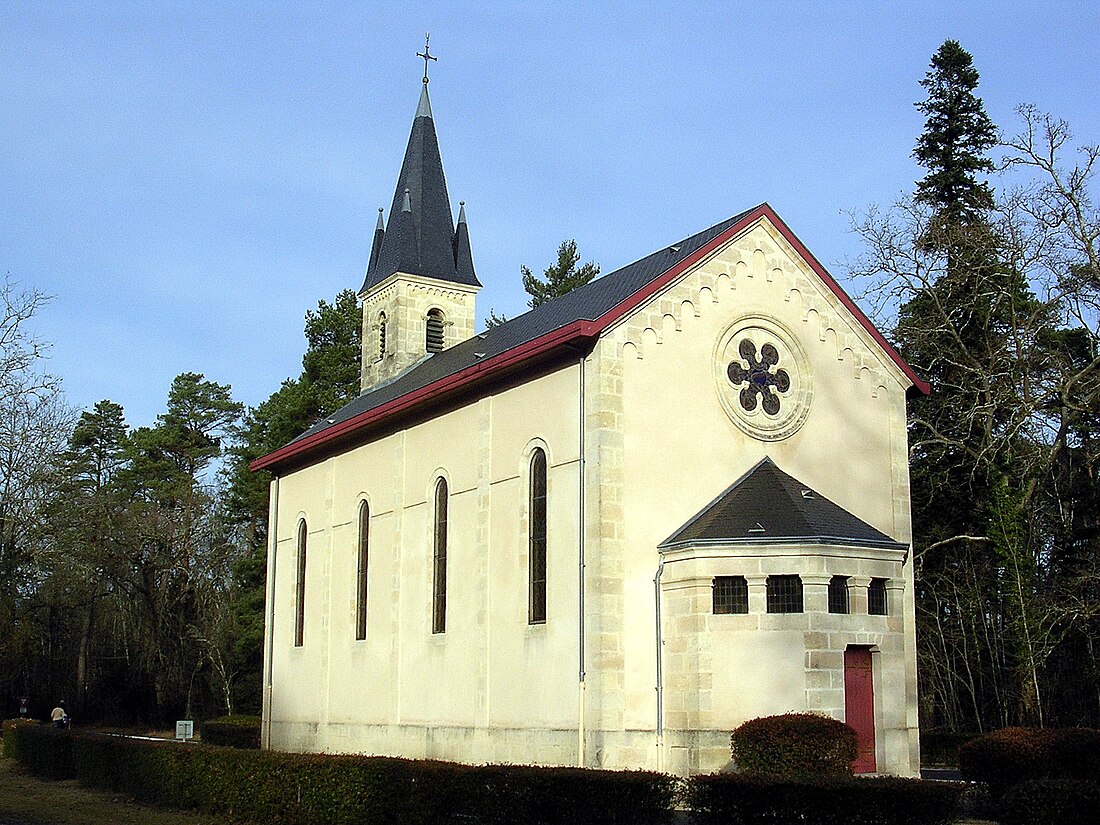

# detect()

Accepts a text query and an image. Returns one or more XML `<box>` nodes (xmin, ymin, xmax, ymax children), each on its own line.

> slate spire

<box><xmin>360</xmin><ymin>83</ymin><xmax>480</xmax><ymax>293</ymax></box>
<box><xmin>366</xmin><ymin>207</ymin><xmax>385</xmax><ymax>276</ymax></box>
<box><xmin>454</xmin><ymin>201</ymin><xmax>476</xmax><ymax>285</ymax></box>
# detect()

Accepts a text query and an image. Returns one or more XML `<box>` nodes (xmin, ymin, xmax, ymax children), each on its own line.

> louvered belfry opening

<box><xmin>426</xmin><ymin>309</ymin><xmax>445</xmax><ymax>352</ymax></box>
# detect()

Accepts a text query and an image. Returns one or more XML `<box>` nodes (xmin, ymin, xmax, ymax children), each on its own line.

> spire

<box><xmin>360</xmin><ymin>74</ymin><xmax>480</xmax><ymax>294</ymax></box>
<box><xmin>454</xmin><ymin>201</ymin><xmax>476</xmax><ymax>284</ymax></box>
<box><xmin>392</xmin><ymin>189</ymin><xmax>419</xmax><ymax>276</ymax></box>
<box><xmin>416</xmin><ymin>83</ymin><xmax>433</xmax><ymax>119</ymax></box>
<box><xmin>366</xmin><ymin>208</ymin><xmax>385</xmax><ymax>277</ymax></box>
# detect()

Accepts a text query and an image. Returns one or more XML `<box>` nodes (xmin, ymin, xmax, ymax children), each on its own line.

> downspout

<box><xmin>577</xmin><ymin>354</ymin><xmax>587</xmax><ymax>767</ymax></box>
<box><xmin>654</xmin><ymin>556</ymin><xmax>665</xmax><ymax>772</ymax></box>
<box><xmin>262</xmin><ymin>477</ymin><xmax>279</xmax><ymax>750</ymax></box>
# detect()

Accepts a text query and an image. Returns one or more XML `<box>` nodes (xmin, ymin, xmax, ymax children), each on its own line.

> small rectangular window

<box><xmin>766</xmin><ymin>575</ymin><xmax>803</xmax><ymax>614</ymax></box>
<box><xmin>713</xmin><ymin>576</ymin><xmax>749</xmax><ymax>614</ymax></box>
<box><xmin>868</xmin><ymin>578</ymin><xmax>888</xmax><ymax>615</ymax></box>
<box><xmin>828</xmin><ymin>575</ymin><xmax>850</xmax><ymax>614</ymax></box>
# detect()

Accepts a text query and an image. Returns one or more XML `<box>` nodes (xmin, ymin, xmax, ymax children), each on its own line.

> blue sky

<box><xmin>3</xmin><ymin>1</ymin><xmax>1098</xmax><ymax>429</ymax></box>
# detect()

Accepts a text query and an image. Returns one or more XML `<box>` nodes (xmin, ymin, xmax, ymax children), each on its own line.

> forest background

<box><xmin>1</xmin><ymin>39</ymin><xmax>1098</xmax><ymax>737</ymax></box>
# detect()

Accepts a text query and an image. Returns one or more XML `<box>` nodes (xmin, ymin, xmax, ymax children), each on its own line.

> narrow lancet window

<box><xmin>432</xmin><ymin>478</ymin><xmax>448</xmax><ymax>633</ymax></box>
<box><xmin>426</xmin><ymin>308</ymin><xmax>445</xmax><ymax>352</ymax></box>
<box><xmin>528</xmin><ymin>448</ymin><xmax>547</xmax><ymax>624</ymax></box>
<box><xmin>294</xmin><ymin>519</ymin><xmax>307</xmax><ymax>647</ymax></box>
<box><xmin>356</xmin><ymin>501</ymin><xmax>369</xmax><ymax>640</ymax></box>
<box><xmin>378</xmin><ymin>312</ymin><xmax>387</xmax><ymax>360</ymax></box>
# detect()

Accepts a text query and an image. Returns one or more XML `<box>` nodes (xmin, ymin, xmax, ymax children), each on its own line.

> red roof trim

<box><xmin>759</xmin><ymin>205</ymin><xmax>930</xmax><ymax>397</ymax></box>
<box><xmin>252</xmin><ymin>203</ymin><xmax>927</xmax><ymax>473</ymax></box>
<box><xmin>251</xmin><ymin>319</ymin><xmax>599</xmax><ymax>471</ymax></box>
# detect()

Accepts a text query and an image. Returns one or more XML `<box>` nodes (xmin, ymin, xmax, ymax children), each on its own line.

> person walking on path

<box><xmin>50</xmin><ymin>703</ymin><xmax>66</xmax><ymax>729</ymax></box>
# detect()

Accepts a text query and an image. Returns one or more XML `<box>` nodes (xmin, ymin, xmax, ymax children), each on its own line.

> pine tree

<box><xmin>898</xmin><ymin>41</ymin><xmax>1058</xmax><ymax>728</ymax></box>
<box><xmin>486</xmin><ymin>240</ymin><xmax>599</xmax><ymax>326</ymax></box>
<box><xmin>221</xmin><ymin>289</ymin><xmax>362</xmax><ymax>712</ymax></box>
<box><xmin>522</xmin><ymin>239</ymin><xmax>599</xmax><ymax>308</ymax></box>
<box><xmin>913</xmin><ymin>40</ymin><xmax>998</xmax><ymax>230</ymax></box>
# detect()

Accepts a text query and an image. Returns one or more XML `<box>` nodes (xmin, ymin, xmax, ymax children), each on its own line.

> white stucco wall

<box><xmin>607</xmin><ymin>217</ymin><xmax>918</xmax><ymax>774</ymax></box>
<box><xmin>266</xmin><ymin>363</ymin><xmax>584</xmax><ymax>764</ymax></box>
<box><xmin>262</xmin><ymin>214</ymin><xmax>920</xmax><ymax>776</ymax></box>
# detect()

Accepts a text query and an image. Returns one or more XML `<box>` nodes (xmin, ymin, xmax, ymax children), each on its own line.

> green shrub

<box><xmin>1</xmin><ymin>718</ymin><xmax>39</xmax><ymax>760</ymax></box>
<box><xmin>200</xmin><ymin>715</ymin><xmax>261</xmax><ymax>749</ymax></box>
<box><xmin>730</xmin><ymin>713</ymin><xmax>857</xmax><ymax>780</ymax></box>
<box><xmin>9</xmin><ymin>724</ymin><xmax>679</xmax><ymax>825</ymax></box>
<box><xmin>690</xmin><ymin>773</ymin><xmax>961</xmax><ymax>825</ymax></box>
<box><xmin>998</xmin><ymin>778</ymin><xmax>1100</xmax><ymax>825</ymax></box>
<box><xmin>918</xmin><ymin>730</ymin><xmax>979</xmax><ymax>767</ymax></box>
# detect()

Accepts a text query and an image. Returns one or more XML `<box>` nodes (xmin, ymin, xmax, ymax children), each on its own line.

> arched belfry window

<box><xmin>294</xmin><ymin>519</ymin><xmax>307</xmax><ymax>647</ymax></box>
<box><xmin>432</xmin><ymin>478</ymin><xmax>448</xmax><ymax>633</ymax></box>
<box><xmin>528</xmin><ymin>448</ymin><xmax>547</xmax><ymax>624</ymax></box>
<box><xmin>426</xmin><ymin>309</ymin><xmax>445</xmax><ymax>353</ymax></box>
<box><xmin>378</xmin><ymin>312</ymin><xmax>387</xmax><ymax>360</ymax></box>
<box><xmin>355</xmin><ymin>501</ymin><xmax>369</xmax><ymax>640</ymax></box>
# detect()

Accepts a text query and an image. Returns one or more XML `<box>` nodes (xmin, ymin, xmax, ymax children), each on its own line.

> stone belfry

<box><xmin>359</xmin><ymin>38</ymin><xmax>480</xmax><ymax>391</ymax></box>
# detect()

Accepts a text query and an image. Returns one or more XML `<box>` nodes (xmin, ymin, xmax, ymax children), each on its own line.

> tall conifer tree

<box><xmin>899</xmin><ymin>41</ymin><xmax>1054</xmax><ymax>727</ymax></box>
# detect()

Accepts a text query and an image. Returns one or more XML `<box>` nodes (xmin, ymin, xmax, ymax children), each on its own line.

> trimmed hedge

<box><xmin>918</xmin><ymin>730</ymin><xmax>978</xmax><ymax>767</ymax></box>
<box><xmin>690</xmin><ymin>774</ymin><xmax>961</xmax><ymax>825</ymax></box>
<box><xmin>959</xmin><ymin>726</ymin><xmax>1100</xmax><ymax>796</ymax></box>
<box><xmin>8</xmin><ymin>723</ymin><xmax>678</xmax><ymax>825</ymax></box>
<box><xmin>2</xmin><ymin>718</ymin><xmax>39</xmax><ymax>759</ymax></box>
<box><xmin>730</xmin><ymin>713</ymin><xmax>857</xmax><ymax>780</ymax></box>
<box><xmin>6</xmin><ymin>722</ymin><xmax>967</xmax><ymax>825</ymax></box>
<box><xmin>998</xmin><ymin>778</ymin><xmax>1100</xmax><ymax>825</ymax></box>
<box><xmin>201</xmin><ymin>715</ymin><xmax>261</xmax><ymax>749</ymax></box>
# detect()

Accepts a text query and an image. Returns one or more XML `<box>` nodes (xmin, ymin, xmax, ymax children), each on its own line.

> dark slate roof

<box><xmin>291</xmin><ymin>209</ymin><xmax>755</xmax><ymax>445</ymax></box>
<box><xmin>659</xmin><ymin>458</ymin><xmax>907</xmax><ymax>550</ymax></box>
<box><xmin>361</xmin><ymin>84</ymin><xmax>480</xmax><ymax>292</ymax></box>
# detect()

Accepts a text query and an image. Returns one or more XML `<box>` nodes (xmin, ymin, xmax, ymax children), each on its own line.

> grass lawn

<box><xmin>0</xmin><ymin>757</ymin><xmax>225</xmax><ymax>825</ymax></box>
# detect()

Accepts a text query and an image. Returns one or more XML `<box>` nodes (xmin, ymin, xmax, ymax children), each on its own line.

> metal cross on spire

<box><xmin>417</xmin><ymin>33</ymin><xmax>437</xmax><ymax>84</ymax></box>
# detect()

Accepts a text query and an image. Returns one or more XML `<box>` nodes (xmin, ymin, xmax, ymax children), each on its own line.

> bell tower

<box><xmin>359</xmin><ymin>44</ymin><xmax>480</xmax><ymax>391</ymax></box>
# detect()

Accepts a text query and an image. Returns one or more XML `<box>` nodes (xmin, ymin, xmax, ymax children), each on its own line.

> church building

<box><xmin>253</xmin><ymin>66</ymin><xmax>927</xmax><ymax>776</ymax></box>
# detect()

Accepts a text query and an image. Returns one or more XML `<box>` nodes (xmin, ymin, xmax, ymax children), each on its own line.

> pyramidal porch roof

<box><xmin>659</xmin><ymin>457</ymin><xmax>908</xmax><ymax>551</ymax></box>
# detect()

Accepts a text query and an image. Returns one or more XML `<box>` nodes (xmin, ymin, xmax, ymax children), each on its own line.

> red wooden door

<box><xmin>844</xmin><ymin>647</ymin><xmax>876</xmax><ymax>773</ymax></box>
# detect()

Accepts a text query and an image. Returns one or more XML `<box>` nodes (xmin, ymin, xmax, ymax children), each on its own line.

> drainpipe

<box><xmin>262</xmin><ymin>477</ymin><xmax>279</xmax><ymax>750</ymax></box>
<box><xmin>577</xmin><ymin>355</ymin><xmax>587</xmax><ymax>767</ymax></box>
<box><xmin>654</xmin><ymin>557</ymin><xmax>665</xmax><ymax>772</ymax></box>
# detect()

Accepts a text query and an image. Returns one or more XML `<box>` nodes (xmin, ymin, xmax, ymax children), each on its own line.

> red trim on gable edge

<box><xmin>573</xmin><ymin>203</ymin><xmax>929</xmax><ymax>396</ymax></box>
<box><xmin>760</xmin><ymin>205</ymin><xmax>931</xmax><ymax>398</ymax></box>
<box><xmin>250</xmin><ymin>319</ymin><xmax>599</xmax><ymax>472</ymax></box>
<box><xmin>251</xmin><ymin>203</ymin><xmax>928</xmax><ymax>473</ymax></box>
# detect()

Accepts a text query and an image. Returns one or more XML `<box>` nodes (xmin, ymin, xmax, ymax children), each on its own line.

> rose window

<box><xmin>727</xmin><ymin>340</ymin><xmax>790</xmax><ymax>415</ymax></box>
<box><xmin>714</xmin><ymin>317</ymin><xmax>811</xmax><ymax>441</ymax></box>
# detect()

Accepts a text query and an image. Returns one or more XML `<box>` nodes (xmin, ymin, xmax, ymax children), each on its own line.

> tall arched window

<box><xmin>426</xmin><ymin>308</ymin><xmax>445</xmax><ymax>353</ymax></box>
<box><xmin>432</xmin><ymin>478</ymin><xmax>448</xmax><ymax>633</ymax></box>
<box><xmin>294</xmin><ymin>519</ymin><xmax>307</xmax><ymax>647</ymax></box>
<box><xmin>355</xmin><ymin>501</ymin><xmax>370</xmax><ymax>640</ymax></box>
<box><xmin>528</xmin><ymin>448</ymin><xmax>547</xmax><ymax>624</ymax></box>
<box><xmin>378</xmin><ymin>312</ymin><xmax>387</xmax><ymax>360</ymax></box>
